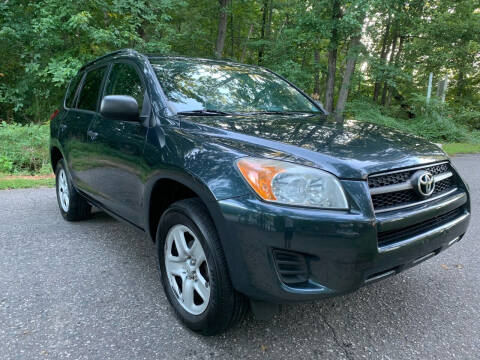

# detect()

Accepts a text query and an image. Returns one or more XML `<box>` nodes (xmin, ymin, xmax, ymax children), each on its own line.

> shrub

<box><xmin>0</xmin><ymin>122</ymin><xmax>51</xmax><ymax>174</ymax></box>
<box><xmin>346</xmin><ymin>97</ymin><xmax>480</xmax><ymax>144</ymax></box>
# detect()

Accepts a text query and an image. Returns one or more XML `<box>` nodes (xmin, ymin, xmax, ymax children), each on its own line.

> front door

<box><xmin>86</xmin><ymin>62</ymin><xmax>149</xmax><ymax>226</ymax></box>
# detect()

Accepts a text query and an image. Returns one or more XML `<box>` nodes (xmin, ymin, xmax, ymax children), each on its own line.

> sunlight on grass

<box><xmin>0</xmin><ymin>176</ymin><xmax>55</xmax><ymax>190</ymax></box>
<box><xmin>443</xmin><ymin>143</ymin><xmax>480</xmax><ymax>155</ymax></box>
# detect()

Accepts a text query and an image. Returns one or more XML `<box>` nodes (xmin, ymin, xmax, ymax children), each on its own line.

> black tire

<box><xmin>55</xmin><ymin>159</ymin><xmax>91</xmax><ymax>221</ymax></box>
<box><xmin>156</xmin><ymin>198</ymin><xmax>248</xmax><ymax>335</ymax></box>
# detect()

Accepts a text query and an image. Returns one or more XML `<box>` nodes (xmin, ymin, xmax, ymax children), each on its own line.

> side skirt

<box><xmin>77</xmin><ymin>190</ymin><xmax>145</xmax><ymax>233</ymax></box>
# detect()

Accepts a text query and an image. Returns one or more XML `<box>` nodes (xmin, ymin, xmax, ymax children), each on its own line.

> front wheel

<box><xmin>157</xmin><ymin>198</ymin><xmax>248</xmax><ymax>335</ymax></box>
<box><xmin>55</xmin><ymin>159</ymin><xmax>91</xmax><ymax>221</ymax></box>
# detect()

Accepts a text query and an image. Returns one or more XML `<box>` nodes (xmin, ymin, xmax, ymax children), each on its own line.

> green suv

<box><xmin>50</xmin><ymin>49</ymin><xmax>471</xmax><ymax>335</ymax></box>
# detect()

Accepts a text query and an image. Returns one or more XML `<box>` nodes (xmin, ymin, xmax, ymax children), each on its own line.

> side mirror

<box><xmin>100</xmin><ymin>95</ymin><xmax>139</xmax><ymax>122</ymax></box>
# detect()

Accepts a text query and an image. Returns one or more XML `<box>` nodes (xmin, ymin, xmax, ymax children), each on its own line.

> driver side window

<box><xmin>104</xmin><ymin>63</ymin><xmax>145</xmax><ymax>112</ymax></box>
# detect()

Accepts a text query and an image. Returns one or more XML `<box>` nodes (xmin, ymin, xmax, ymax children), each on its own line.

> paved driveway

<box><xmin>0</xmin><ymin>155</ymin><xmax>479</xmax><ymax>360</ymax></box>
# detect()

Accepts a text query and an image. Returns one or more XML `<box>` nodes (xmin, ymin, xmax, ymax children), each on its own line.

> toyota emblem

<box><xmin>411</xmin><ymin>170</ymin><xmax>435</xmax><ymax>198</ymax></box>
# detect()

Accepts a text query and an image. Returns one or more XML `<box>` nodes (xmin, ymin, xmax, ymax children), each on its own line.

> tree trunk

<box><xmin>266</xmin><ymin>0</ymin><xmax>273</xmax><ymax>38</ymax></box>
<box><xmin>394</xmin><ymin>36</ymin><xmax>404</xmax><ymax>65</ymax></box>
<box><xmin>457</xmin><ymin>69</ymin><xmax>465</xmax><ymax>98</ymax></box>
<box><xmin>313</xmin><ymin>49</ymin><xmax>321</xmax><ymax>96</ymax></box>
<box><xmin>381</xmin><ymin>34</ymin><xmax>398</xmax><ymax>106</ymax></box>
<box><xmin>324</xmin><ymin>0</ymin><xmax>341</xmax><ymax>113</ymax></box>
<box><xmin>214</xmin><ymin>0</ymin><xmax>230</xmax><ymax>59</ymax></box>
<box><xmin>335</xmin><ymin>35</ymin><xmax>362</xmax><ymax>114</ymax></box>
<box><xmin>386</xmin><ymin>36</ymin><xmax>404</xmax><ymax>107</ymax></box>
<box><xmin>373</xmin><ymin>15</ymin><xmax>391</xmax><ymax>102</ymax></box>
<box><xmin>258</xmin><ymin>0</ymin><xmax>270</xmax><ymax>64</ymax></box>
<box><xmin>324</xmin><ymin>49</ymin><xmax>337</xmax><ymax>113</ymax></box>
<box><xmin>241</xmin><ymin>24</ymin><xmax>254</xmax><ymax>62</ymax></box>
<box><xmin>230</xmin><ymin>4</ymin><xmax>234</xmax><ymax>57</ymax></box>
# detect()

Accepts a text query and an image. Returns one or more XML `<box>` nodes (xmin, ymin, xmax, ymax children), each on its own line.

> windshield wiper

<box><xmin>239</xmin><ymin>110</ymin><xmax>316</xmax><ymax>115</ymax></box>
<box><xmin>176</xmin><ymin>109</ymin><xmax>232</xmax><ymax>116</ymax></box>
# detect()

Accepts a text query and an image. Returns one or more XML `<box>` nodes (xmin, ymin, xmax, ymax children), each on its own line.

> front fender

<box><xmin>143</xmin><ymin>123</ymin><xmax>252</xmax><ymax>201</ymax></box>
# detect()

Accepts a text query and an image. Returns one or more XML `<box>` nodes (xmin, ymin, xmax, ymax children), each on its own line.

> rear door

<box><xmin>60</xmin><ymin>65</ymin><xmax>108</xmax><ymax>194</ymax></box>
<box><xmin>58</xmin><ymin>70</ymin><xmax>84</xmax><ymax>155</ymax></box>
<box><xmin>86</xmin><ymin>61</ymin><xmax>149</xmax><ymax>225</ymax></box>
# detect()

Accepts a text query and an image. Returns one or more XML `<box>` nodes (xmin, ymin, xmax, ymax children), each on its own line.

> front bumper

<box><xmin>214</xmin><ymin>180</ymin><xmax>470</xmax><ymax>303</ymax></box>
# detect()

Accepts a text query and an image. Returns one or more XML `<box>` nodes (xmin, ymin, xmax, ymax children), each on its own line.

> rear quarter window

<box><xmin>77</xmin><ymin>66</ymin><xmax>107</xmax><ymax>112</ymax></box>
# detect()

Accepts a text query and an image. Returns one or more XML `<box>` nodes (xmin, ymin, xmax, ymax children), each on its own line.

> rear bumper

<box><xmin>215</xmin><ymin>183</ymin><xmax>470</xmax><ymax>303</ymax></box>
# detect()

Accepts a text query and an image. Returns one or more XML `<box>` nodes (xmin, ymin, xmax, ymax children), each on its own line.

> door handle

<box><xmin>87</xmin><ymin>130</ymin><xmax>98</xmax><ymax>140</ymax></box>
<box><xmin>59</xmin><ymin>124</ymin><xmax>67</xmax><ymax>131</ymax></box>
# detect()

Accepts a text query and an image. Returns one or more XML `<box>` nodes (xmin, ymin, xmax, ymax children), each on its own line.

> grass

<box><xmin>0</xmin><ymin>174</ymin><xmax>55</xmax><ymax>190</ymax></box>
<box><xmin>443</xmin><ymin>143</ymin><xmax>480</xmax><ymax>155</ymax></box>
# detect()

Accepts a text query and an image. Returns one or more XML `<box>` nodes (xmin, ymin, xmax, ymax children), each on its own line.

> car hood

<box><xmin>180</xmin><ymin>114</ymin><xmax>447</xmax><ymax>180</ymax></box>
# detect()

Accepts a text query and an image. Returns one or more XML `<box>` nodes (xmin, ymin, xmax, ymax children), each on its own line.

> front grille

<box><xmin>377</xmin><ymin>206</ymin><xmax>465</xmax><ymax>247</ymax></box>
<box><xmin>273</xmin><ymin>250</ymin><xmax>308</xmax><ymax>285</ymax></box>
<box><xmin>368</xmin><ymin>163</ymin><xmax>449</xmax><ymax>188</ymax></box>
<box><xmin>372</xmin><ymin>189</ymin><xmax>416</xmax><ymax>209</ymax></box>
<box><xmin>369</xmin><ymin>162</ymin><xmax>457</xmax><ymax>212</ymax></box>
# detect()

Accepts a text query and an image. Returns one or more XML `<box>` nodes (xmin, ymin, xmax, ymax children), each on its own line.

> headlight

<box><xmin>236</xmin><ymin>157</ymin><xmax>348</xmax><ymax>209</ymax></box>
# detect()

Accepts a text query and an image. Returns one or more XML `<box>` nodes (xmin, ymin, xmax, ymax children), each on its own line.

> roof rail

<box><xmin>79</xmin><ymin>49</ymin><xmax>140</xmax><ymax>71</ymax></box>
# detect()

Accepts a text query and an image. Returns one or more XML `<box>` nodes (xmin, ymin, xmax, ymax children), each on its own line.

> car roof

<box><xmin>79</xmin><ymin>49</ymin><xmax>143</xmax><ymax>71</ymax></box>
<box><xmin>147</xmin><ymin>55</ymin><xmax>260</xmax><ymax>69</ymax></box>
<box><xmin>79</xmin><ymin>48</ymin><xmax>262</xmax><ymax>72</ymax></box>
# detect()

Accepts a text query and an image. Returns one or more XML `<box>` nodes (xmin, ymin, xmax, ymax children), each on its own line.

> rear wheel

<box><xmin>157</xmin><ymin>198</ymin><xmax>248</xmax><ymax>335</ymax></box>
<box><xmin>55</xmin><ymin>159</ymin><xmax>91</xmax><ymax>221</ymax></box>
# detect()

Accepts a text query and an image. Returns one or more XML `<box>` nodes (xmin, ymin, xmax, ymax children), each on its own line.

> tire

<box><xmin>55</xmin><ymin>159</ymin><xmax>91</xmax><ymax>221</ymax></box>
<box><xmin>157</xmin><ymin>198</ymin><xmax>248</xmax><ymax>335</ymax></box>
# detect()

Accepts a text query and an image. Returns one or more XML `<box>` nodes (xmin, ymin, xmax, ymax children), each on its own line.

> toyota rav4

<box><xmin>50</xmin><ymin>49</ymin><xmax>471</xmax><ymax>335</ymax></box>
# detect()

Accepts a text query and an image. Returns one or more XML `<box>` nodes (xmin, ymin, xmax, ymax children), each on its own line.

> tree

<box><xmin>214</xmin><ymin>0</ymin><xmax>230</xmax><ymax>59</ymax></box>
<box><xmin>334</xmin><ymin>0</ymin><xmax>368</xmax><ymax>113</ymax></box>
<box><xmin>0</xmin><ymin>0</ymin><xmax>479</xmax><ymax>125</ymax></box>
<box><xmin>324</xmin><ymin>0</ymin><xmax>341</xmax><ymax>112</ymax></box>
<box><xmin>336</xmin><ymin>34</ymin><xmax>362</xmax><ymax>114</ymax></box>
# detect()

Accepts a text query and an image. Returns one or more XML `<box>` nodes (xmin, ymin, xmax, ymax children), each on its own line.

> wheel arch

<box><xmin>144</xmin><ymin>171</ymin><xmax>225</xmax><ymax>245</ymax></box>
<box><xmin>50</xmin><ymin>146</ymin><xmax>64</xmax><ymax>172</ymax></box>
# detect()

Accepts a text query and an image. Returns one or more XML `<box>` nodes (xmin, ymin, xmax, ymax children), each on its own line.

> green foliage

<box><xmin>0</xmin><ymin>0</ymin><xmax>180</xmax><ymax>123</ymax></box>
<box><xmin>346</xmin><ymin>97</ymin><xmax>480</xmax><ymax>144</ymax></box>
<box><xmin>0</xmin><ymin>156</ymin><xmax>13</xmax><ymax>173</ymax></box>
<box><xmin>0</xmin><ymin>122</ymin><xmax>50</xmax><ymax>174</ymax></box>
<box><xmin>1</xmin><ymin>1</ymin><xmax>479</xmax><ymax>117</ymax></box>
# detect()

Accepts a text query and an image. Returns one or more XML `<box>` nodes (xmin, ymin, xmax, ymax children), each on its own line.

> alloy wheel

<box><xmin>58</xmin><ymin>169</ymin><xmax>70</xmax><ymax>212</ymax></box>
<box><xmin>164</xmin><ymin>224</ymin><xmax>211</xmax><ymax>315</ymax></box>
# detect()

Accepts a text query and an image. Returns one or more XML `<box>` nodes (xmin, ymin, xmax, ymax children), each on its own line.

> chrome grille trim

<box><xmin>378</xmin><ymin>211</ymin><xmax>469</xmax><ymax>252</ymax></box>
<box><xmin>370</xmin><ymin>171</ymin><xmax>453</xmax><ymax>196</ymax></box>
<box><xmin>434</xmin><ymin>171</ymin><xmax>453</xmax><ymax>183</ymax></box>
<box><xmin>368</xmin><ymin>161</ymin><xmax>449</xmax><ymax>179</ymax></box>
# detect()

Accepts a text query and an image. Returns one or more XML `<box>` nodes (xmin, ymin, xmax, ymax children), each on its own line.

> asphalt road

<box><xmin>1</xmin><ymin>155</ymin><xmax>479</xmax><ymax>360</ymax></box>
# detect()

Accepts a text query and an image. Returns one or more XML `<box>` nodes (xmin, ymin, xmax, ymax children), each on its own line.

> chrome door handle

<box><xmin>59</xmin><ymin>124</ymin><xmax>67</xmax><ymax>131</ymax></box>
<box><xmin>87</xmin><ymin>130</ymin><xmax>98</xmax><ymax>140</ymax></box>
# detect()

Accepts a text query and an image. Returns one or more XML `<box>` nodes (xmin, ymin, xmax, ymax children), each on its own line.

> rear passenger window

<box><xmin>65</xmin><ymin>72</ymin><xmax>84</xmax><ymax>108</ymax></box>
<box><xmin>104</xmin><ymin>63</ymin><xmax>145</xmax><ymax>112</ymax></box>
<box><xmin>77</xmin><ymin>66</ymin><xmax>107</xmax><ymax>111</ymax></box>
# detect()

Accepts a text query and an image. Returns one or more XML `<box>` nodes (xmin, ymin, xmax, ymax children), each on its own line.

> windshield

<box><xmin>151</xmin><ymin>59</ymin><xmax>321</xmax><ymax>115</ymax></box>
